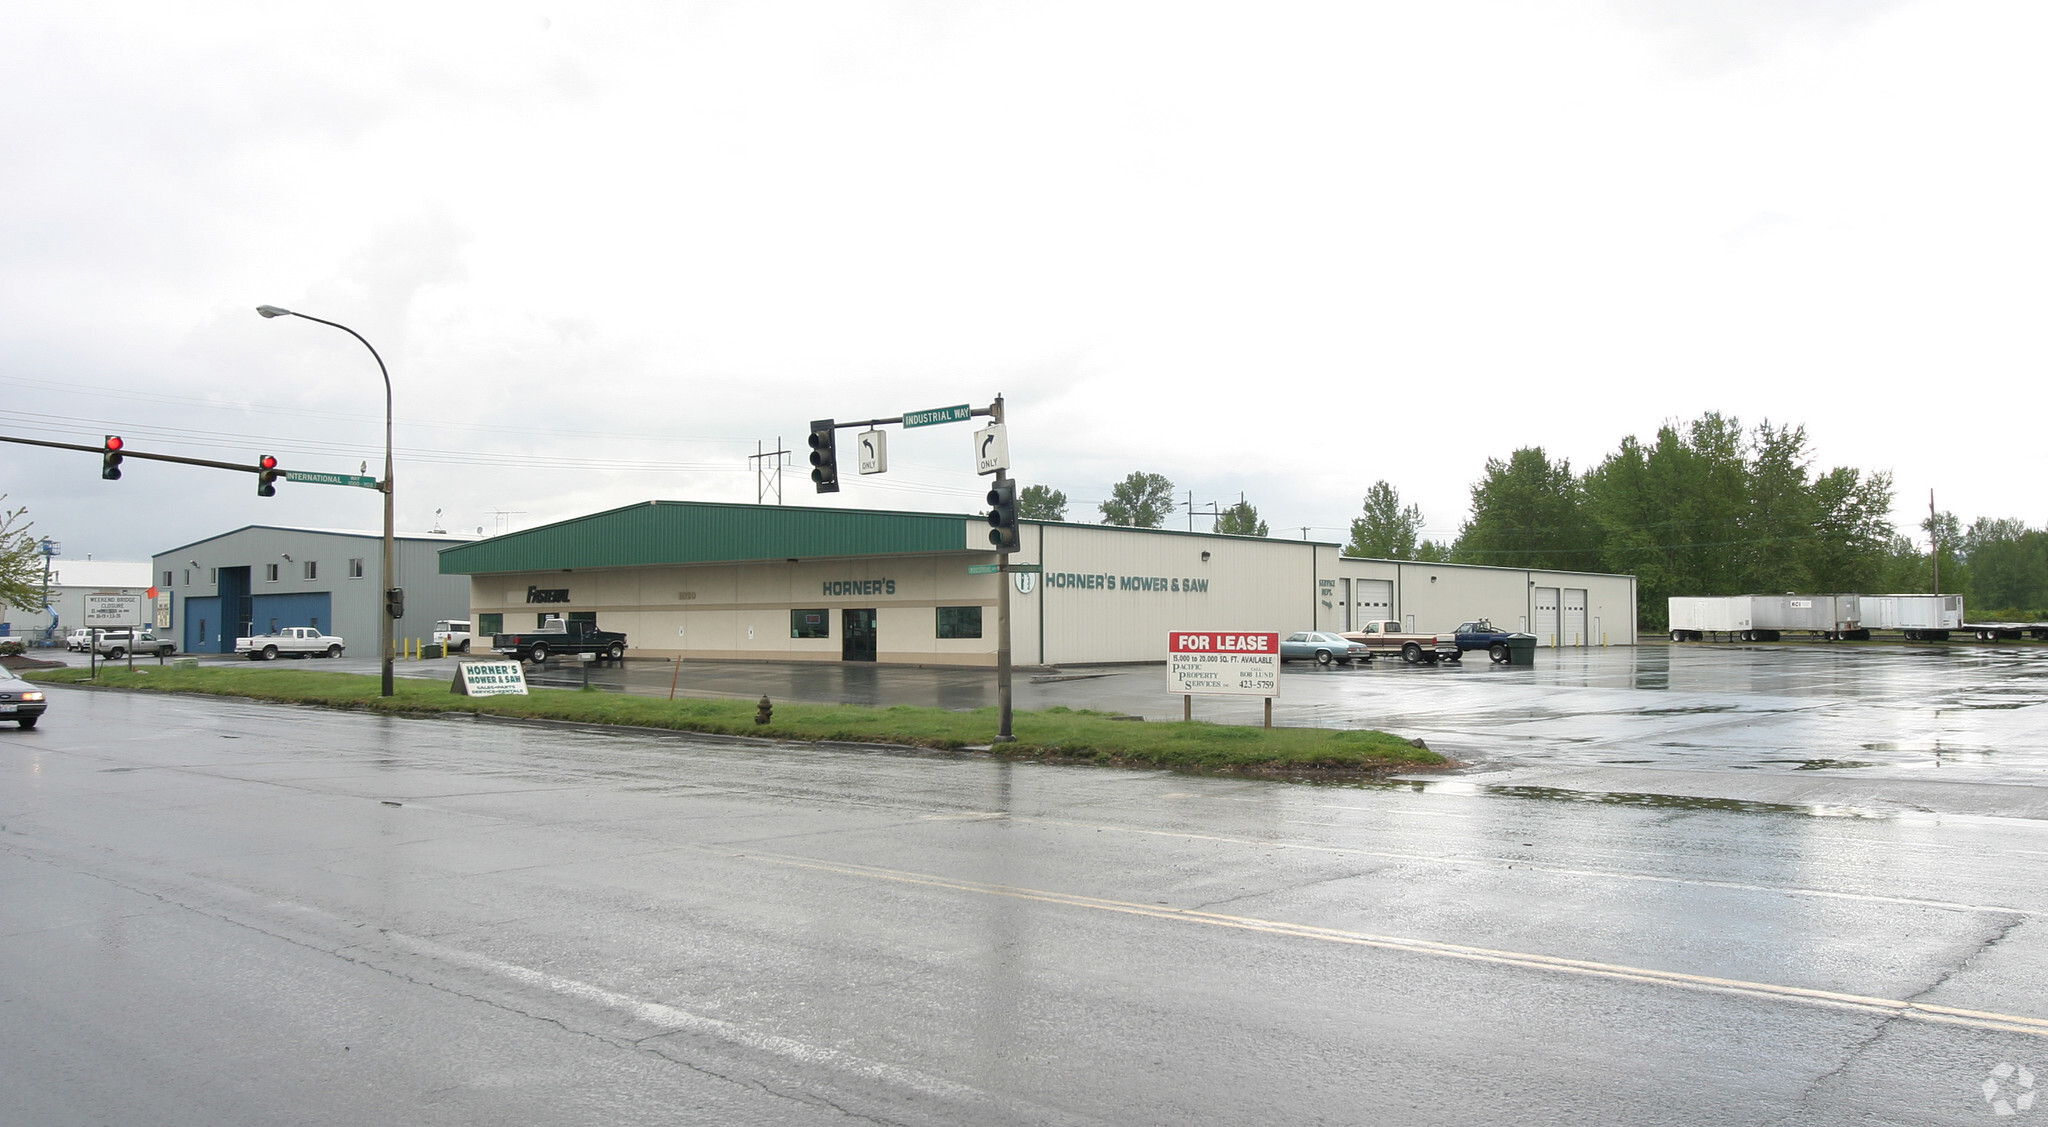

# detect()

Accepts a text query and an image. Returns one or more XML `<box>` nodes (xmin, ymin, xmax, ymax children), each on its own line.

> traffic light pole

<box><xmin>992</xmin><ymin>401</ymin><xmax>1014</xmax><ymax>743</ymax></box>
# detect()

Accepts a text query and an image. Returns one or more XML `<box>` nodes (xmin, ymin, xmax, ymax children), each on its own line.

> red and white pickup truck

<box><xmin>1341</xmin><ymin>620</ymin><xmax>1460</xmax><ymax>664</ymax></box>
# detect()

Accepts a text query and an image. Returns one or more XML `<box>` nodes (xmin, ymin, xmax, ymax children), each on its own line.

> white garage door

<box><xmin>1354</xmin><ymin>579</ymin><xmax>1392</xmax><ymax>626</ymax></box>
<box><xmin>1534</xmin><ymin>587</ymin><xmax>1559</xmax><ymax>646</ymax></box>
<box><xmin>1563</xmin><ymin>588</ymin><xmax>1587</xmax><ymax>647</ymax></box>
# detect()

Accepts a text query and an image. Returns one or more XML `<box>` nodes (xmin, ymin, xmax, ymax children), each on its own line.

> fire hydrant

<box><xmin>755</xmin><ymin>695</ymin><xmax>773</xmax><ymax>725</ymax></box>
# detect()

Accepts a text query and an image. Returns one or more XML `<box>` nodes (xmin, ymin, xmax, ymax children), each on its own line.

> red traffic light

<box><xmin>104</xmin><ymin>435</ymin><xmax>123</xmax><ymax>451</ymax></box>
<box><xmin>259</xmin><ymin>454</ymin><xmax>278</xmax><ymax>470</ymax></box>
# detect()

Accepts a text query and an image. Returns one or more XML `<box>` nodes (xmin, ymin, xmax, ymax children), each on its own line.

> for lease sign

<box><xmin>1167</xmin><ymin>631</ymin><xmax>1279</xmax><ymax>697</ymax></box>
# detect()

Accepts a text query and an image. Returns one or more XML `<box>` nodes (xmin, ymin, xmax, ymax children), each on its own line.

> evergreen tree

<box><xmin>1347</xmin><ymin>481</ymin><xmax>1424</xmax><ymax>559</ymax></box>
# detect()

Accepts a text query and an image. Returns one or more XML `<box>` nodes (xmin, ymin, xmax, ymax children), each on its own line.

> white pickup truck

<box><xmin>432</xmin><ymin>620</ymin><xmax>473</xmax><ymax>654</ymax></box>
<box><xmin>235</xmin><ymin>626</ymin><xmax>346</xmax><ymax>661</ymax></box>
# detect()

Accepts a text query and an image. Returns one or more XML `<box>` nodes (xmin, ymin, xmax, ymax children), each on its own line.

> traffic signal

<box><xmin>808</xmin><ymin>419</ymin><xmax>840</xmax><ymax>493</ymax></box>
<box><xmin>385</xmin><ymin>587</ymin><xmax>405</xmax><ymax>619</ymax></box>
<box><xmin>101</xmin><ymin>435</ymin><xmax>124</xmax><ymax>480</ymax></box>
<box><xmin>987</xmin><ymin>479</ymin><xmax>1019</xmax><ymax>553</ymax></box>
<box><xmin>256</xmin><ymin>454</ymin><xmax>281</xmax><ymax>497</ymax></box>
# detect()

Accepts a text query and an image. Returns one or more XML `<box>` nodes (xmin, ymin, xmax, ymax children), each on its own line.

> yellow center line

<box><xmin>740</xmin><ymin>850</ymin><xmax>2048</xmax><ymax>1039</ymax></box>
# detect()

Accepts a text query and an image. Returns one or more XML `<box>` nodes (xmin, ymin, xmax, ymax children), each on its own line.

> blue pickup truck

<box><xmin>1453</xmin><ymin>620</ymin><xmax>1528</xmax><ymax>663</ymax></box>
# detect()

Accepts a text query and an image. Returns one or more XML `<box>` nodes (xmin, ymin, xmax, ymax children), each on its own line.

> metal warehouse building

<box><xmin>438</xmin><ymin>502</ymin><xmax>1637</xmax><ymax>666</ymax></box>
<box><xmin>152</xmin><ymin>525</ymin><xmax>475</xmax><ymax>654</ymax></box>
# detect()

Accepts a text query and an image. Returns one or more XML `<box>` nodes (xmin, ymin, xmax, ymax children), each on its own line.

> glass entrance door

<box><xmin>841</xmin><ymin>608</ymin><xmax>877</xmax><ymax>662</ymax></box>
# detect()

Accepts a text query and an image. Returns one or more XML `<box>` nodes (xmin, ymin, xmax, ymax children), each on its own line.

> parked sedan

<box><xmin>1279</xmin><ymin>630</ymin><xmax>1370</xmax><ymax>666</ymax></box>
<box><xmin>0</xmin><ymin>670</ymin><xmax>48</xmax><ymax>728</ymax></box>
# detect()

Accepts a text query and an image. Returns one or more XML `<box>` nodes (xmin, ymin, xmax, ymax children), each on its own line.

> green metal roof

<box><xmin>438</xmin><ymin>501</ymin><xmax>975</xmax><ymax>575</ymax></box>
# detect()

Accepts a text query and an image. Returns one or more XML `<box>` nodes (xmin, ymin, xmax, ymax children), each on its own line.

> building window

<box><xmin>936</xmin><ymin>606</ymin><xmax>983</xmax><ymax>639</ymax></box>
<box><xmin>304</xmin><ymin>561</ymin><xmax>318</xmax><ymax>580</ymax></box>
<box><xmin>182</xmin><ymin>569</ymin><xmax>190</xmax><ymax>586</ymax></box>
<box><xmin>568</xmin><ymin>611</ymin><xmax>596</xmax><ymax>624</ymax></box>
<box><xmin>790</xmin><ymin>609</ymin><xmax>830</xmax><ymax>638</ymax></box>
<box><xmin>477</xmin><ymin>613</ymin><xmax>503</xmax><ymax>636</ymax></box>
<box><xmin>162</xmin><ymin>570</ymin><xmax>174</xmax><ymax>588</ymax></box>
<box><xmin>310</xmin><ymin>616</ymin><xmax>320</xmax><ymax>631</ymax></box>
<box><xmin>349</xmin><ymin>558</ymin><xmax>365</xmax><ymax>579</ymax></box>
<box><xmin>209</xmin><ymin>568</ymin><xmax>217</xmax><ymax>584</ymax></box>
<box><xmin>265</xmin><ymin>563</ymin><xmax>279</xmax><ymax>582</ymax></box>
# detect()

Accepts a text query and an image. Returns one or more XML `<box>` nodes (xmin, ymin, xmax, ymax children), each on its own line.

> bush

<box><xmin>0</xmin><ymin>640</ymin><xmax>25</xmax><ymax>657</ymax></box>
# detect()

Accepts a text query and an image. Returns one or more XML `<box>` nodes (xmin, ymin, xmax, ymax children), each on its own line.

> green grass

<box><xmin>27</xmin><ymin>665</ymin><xmax>1444</xmax><ymax>775</ymax></box>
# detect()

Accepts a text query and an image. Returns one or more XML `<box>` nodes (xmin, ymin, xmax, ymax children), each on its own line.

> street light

<box><xmin>256</xmin><ymin>304</ymin><xmax>397</xmax><ymax>697</ymax></box>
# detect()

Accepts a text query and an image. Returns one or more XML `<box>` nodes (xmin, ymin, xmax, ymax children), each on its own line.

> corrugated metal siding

<box><xmin>440</xmin><ymin>502</ymin><xmax>974</xmax><ymax>575</ymax></box>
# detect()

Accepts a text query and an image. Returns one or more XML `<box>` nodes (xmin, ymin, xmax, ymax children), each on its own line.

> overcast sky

<box><xmin>4</xmin><ymin>0</ymin><xmax>2040</xmax><ymax>566</ymax></box>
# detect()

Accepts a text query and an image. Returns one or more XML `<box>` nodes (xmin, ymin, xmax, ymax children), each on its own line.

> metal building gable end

<box><xmin>438</xmin><ymin>501</ymin><xmax>977</xmax><ymax>574</ymax></box>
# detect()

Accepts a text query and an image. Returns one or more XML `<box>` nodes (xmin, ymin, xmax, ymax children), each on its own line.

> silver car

<box><xmin>1279</xmin><ymin>630</ymin><xmax>1369</xmax><ymax>666</ymax></box>
<box><xmin>0</xmin><ymin>670</ymin><xmax>48</xmax><ymax>729</ymax></box>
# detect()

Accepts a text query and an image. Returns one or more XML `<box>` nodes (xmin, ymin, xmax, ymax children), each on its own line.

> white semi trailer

<box><xmin>1668</xmin><ymin>595</ymin><xmax>1864</xmax><ymax>642</ymax></box>
<box><xmin>1857</xmin><ymin>594</ymin><xmax>1965</xmax><ymax>640</ymax></box>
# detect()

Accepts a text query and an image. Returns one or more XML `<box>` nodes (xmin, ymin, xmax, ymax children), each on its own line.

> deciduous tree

<box><xmin>1099</xmin><ymin>472</ymin><xmax>1175</xmax><ymax>528</ymax></box>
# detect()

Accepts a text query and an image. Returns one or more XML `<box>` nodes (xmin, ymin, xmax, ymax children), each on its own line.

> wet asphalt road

<box><xmin>6</xmin><ymin>663</ymin><xmax>2048</xmax><ymax>1125</ymax></box>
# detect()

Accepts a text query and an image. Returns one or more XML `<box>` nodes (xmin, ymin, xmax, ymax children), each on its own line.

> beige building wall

<box><xmin>471</xmin><ymin>553</ymin><xmax>1004</xmax><ymax>666</ymax></box>
<box><xmin>463</xmin><ymin>524</ymin><xmax>1638</xmax><ymax>666</ymax></box>
<box><xmin>1332</xmin><ymin>558</ymin><xmax>1637</xmax><ymax>646</ymax></box>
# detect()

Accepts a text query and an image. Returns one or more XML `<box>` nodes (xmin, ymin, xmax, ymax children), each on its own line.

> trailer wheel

<box><xmin>1490</xmin><ymin>642</ymin><xmax>1509</xmax><ymax>663</ymax></box>
<box><xmin>1401</xmin><ymin>642</ymin><xmax>1422</xmax><ymax>664</ymax></box>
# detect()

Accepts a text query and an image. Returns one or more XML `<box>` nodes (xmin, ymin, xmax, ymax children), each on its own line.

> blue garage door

<box><xmin>250</xmin><ymin>592</ymin><xmax>334</xmax><ymax>637</ymax></box>
<box><xmin>184</xmin><ymin>596</ymin><xmax>224</xmax><ymax>653</ymax></box>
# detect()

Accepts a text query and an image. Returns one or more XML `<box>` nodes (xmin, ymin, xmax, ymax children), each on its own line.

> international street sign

<box><xmin>902</xmin><ymin>404</ymin><xmax>973</xmax><ymax>428</ymax></box>
<box><xmin>285</xmin><ymin>470</ymin><xmax>381</xmax><ymax>489</ymax></box>
<box><xmin>967</xmin><ymin>563</ymin><xmax>1042</xmax><ymax>574</ymax></box>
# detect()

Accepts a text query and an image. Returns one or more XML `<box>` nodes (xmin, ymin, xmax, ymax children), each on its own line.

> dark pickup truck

<box><xmin>492</xmin><ymin>618</ymin><xmax>629</xmax><ymax>664</ymax></box>
<box><xmin>1453</xmin><ymin>620</ymin><xmax>1531</xmax><ymax>663</ymax></box>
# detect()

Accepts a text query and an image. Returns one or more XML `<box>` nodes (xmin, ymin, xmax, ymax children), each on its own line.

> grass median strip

<box><xmin>28</xmin><ymin>665</ymin><xmax>1443</xmax><ymax>775</ymax></box>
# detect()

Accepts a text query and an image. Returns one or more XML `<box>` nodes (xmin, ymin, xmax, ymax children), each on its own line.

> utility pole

<box><xmin>750</xmin><ymin>438</ymin><xmax>792</xmax><ymax>505</ymax></box>
<box><xmin>1930</xmin><ymin>489</ymin><xmax>1940</xmax><ymax>596</ymax></box>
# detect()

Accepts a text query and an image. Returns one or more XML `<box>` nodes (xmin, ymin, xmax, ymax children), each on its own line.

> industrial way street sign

<box><xmin>901</xmin><ymin>404</ymin><xmax>973</xmax><ymax>428</ymax></box>
<box><xmin>967</xmin><ymin>563</ymin><xmax>1042</xmax><ymax>574</ymax></box>
<box><xmin>285</xmin><ymin>470</ymin><xmax>381</xmax><ymax>489</ymax></box>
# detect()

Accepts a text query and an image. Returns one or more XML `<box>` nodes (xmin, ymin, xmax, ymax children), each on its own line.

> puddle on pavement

<box><xmin>1781</xmin><ymin>759</ymin><xmax>1878</xmax><ymax>770</ymax></box>
<box><xmin>1448</xmin><ymin>782</ymin><xmax>1894</xmax><ymax>818</ymax></box>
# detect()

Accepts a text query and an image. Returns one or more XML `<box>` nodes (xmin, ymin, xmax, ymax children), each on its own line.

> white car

<box><xmin>66</xmin><ymin>628</ymin><xmax>94</xmax><ymax>651</ymax></box>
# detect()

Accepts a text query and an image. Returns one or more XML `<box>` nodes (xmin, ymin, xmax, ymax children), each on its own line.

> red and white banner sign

<box><xmin>1167</xmin><ymin>631</ymin><xmax>1280</xmax><ymax>696</ymax></box>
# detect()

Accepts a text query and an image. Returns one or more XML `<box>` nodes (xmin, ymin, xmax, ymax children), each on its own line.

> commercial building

<box><xmin>439</xmin><ymin>501</ymin><xmax>1637</xmax><ymax>666</ymax></box>
<box><xmin>152</xmin><ymin>525</ymin><xmax>474</xmax><ymax>654</ymax></box>
<box><xmin>0</xmin><ymin>559</ymin><xmax>152</xmax><ymax>643</ymax></box>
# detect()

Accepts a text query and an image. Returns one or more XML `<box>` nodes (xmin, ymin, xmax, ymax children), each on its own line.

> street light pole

<box><xmin>256</xmin><ymin>305</ymin><xmax>396</xmax><ymax>697</ymax></box>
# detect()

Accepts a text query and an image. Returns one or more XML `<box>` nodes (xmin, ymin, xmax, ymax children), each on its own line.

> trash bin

<box><xmin>422</xmin><ymin>643</ymin><xmax>446</xmax><ymax>659</ymax></box>
<box><xmin>1505</xmin><ymin>634</ymin><xmax>1537</xmax><ymax>666</ymax></box>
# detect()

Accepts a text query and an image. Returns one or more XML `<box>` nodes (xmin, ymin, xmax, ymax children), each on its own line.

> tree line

<box><xmin>1022</xmin><ymin>413</ymin><xmax>2048</xmax><ymax>627</ymax></box>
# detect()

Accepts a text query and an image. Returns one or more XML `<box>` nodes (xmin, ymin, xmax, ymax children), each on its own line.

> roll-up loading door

<box><xmin>1563</xmin><ymin>588</ymin><xmax>1587</xmax><ymax>647</ymax></box>
<box><xmin>1354</xmin><ymin>579</ymin><xmax>1392</xmax><ymax>625</ymax></box>
<box><xmin>1534</xmin><ymin>587</ymin><xmax>1560</xmax><ymax>646</ymax></box>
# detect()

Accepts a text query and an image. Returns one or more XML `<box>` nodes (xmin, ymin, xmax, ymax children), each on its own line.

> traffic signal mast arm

<box><xmin>0</xmin><ymin>433</ymin><xmax>384</xmax><ymax>487</ymax></box>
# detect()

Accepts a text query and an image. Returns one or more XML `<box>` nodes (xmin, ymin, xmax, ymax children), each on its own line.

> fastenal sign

<box><xmin>1167</xmin><ymin>631</ymin><xmax>1279</xmax><ymax>697</ymax></box>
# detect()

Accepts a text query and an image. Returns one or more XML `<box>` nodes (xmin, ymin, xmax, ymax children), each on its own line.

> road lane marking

<box><xmin>925</xmin><ymin>813</ymin><xmax>2046</xmax><ymax>920</ymax></box>
<box><xmin>743</xmin><ymin>850</ymin><xmax>2048</xmax><ymax>1040</ymax></box>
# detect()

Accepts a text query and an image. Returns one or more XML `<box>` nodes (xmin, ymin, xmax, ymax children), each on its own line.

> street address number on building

<box><xmin>1167</xmin><ymin>631</ymin><xmax>1279</xmax><ymax>696</ymax></box>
